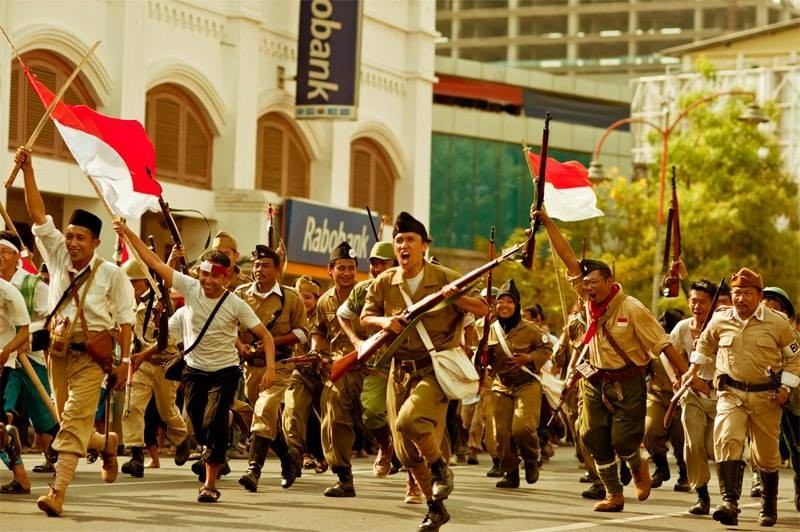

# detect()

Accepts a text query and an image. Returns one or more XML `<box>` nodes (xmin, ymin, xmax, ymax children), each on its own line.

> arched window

<box><xmin>8</xmin><ymin>50</ymin><xmax>96</xmax><ymax>160</ymax></box>
<box><xmin>350</xmin><ymin>138</ymin><xmax>396</xmax><ymax>220</ymax></box>
<box><xmin>145</xmin><ymin>84</ymin><xmax>213</xmax><ymax>188</ymax></box>
<box><xmin>256</xmin><ymin>112</ymin><xmax>309</xmax><ymax>197</ymax></box>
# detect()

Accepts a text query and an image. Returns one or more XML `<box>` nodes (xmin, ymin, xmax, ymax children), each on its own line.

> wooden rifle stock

<box><xmin>522</xmin><ymin>113</ymin><xmax>551</xmax><ymax>269</ymax></box>
<box><xmin>661</xmin><ymin>166</ymin><xmax>681</xmax><ymax>297</ymax></box>
<box><xmin>330</xmin><ymin>240</ymin><xmax>527</xmax><ymax>382</ymax></box>
<box><xmin>147</xmin><ymin>235</ymin><xmax>174</xmax><ymax>352</ymax></box>
<box><xmin>547</xmin><ymin>343</ymin><xmax>589</xmax><ymax>426</ymax></box>
<box><xmin>662</xmin><ymin>277</ymin><xmax>726</xmax><ymax>428</ymax></box>
<box><xmin>475</xmin><ymin>227</ymin><xmax>495</xmax><ymax>378</ymax></box>
<box><xmin>158</xmin><ymin>196</ymin><xmax>188</xmax><ymax>274</ymax></box>
<box><xmin>267</xmin><ymin>204</ymin><xmax>279</xmax><ymax>250</ymax></box>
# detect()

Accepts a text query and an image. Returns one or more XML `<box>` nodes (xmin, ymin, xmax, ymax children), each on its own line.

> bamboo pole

<box><xmin>17</xmin><ymin>352</ymin><xmax>59</xmax><ymax>422</ymax></box>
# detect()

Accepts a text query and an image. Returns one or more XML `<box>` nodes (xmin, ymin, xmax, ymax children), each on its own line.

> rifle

<box><xmin>663</xmin><ymin>277</ymin><xmax>726</xmax><ymax>428</ymax></box>
<box><xmin>158</xmin><ymin>196</ymin><xmax>188</xmax><ymax>274</ymax></box>
<box><xmin>267</xmin><ymin>203</ymin><xmax>280</xmax><ymax>251</ymax></box>
<box><xmin>474</xmin><ymin>227</ymin><xmax>495</xmax><ymax>378</ymax></box>
<box><xmin>661</xmin><ymin>166</ymin><xmax>681</xmax><ymax>297</ymax></box>
<box><xmin>148</xmin><ymin>235</ymin><xmax>174</xmax><ymax>352</ymax></box>
<box><xmin>366</xmin><ymin>205</ymin><xmax>380</xmax><ymax>241</ymax></box>
<box><xmin>521</xmin><ymin>113</ymin><xmax>551</xmax><ymax>269</ymax></box>
<box><xmin>330</xmin><ymin>240</ymin><xmax>529</xmax><ymax>381</ymax></box>
<box><xmin>547</xmin><ymin>343</ymin><xmax>590</xmax><ymax>426</ymax></box>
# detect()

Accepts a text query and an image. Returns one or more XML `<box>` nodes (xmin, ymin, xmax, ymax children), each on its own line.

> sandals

<box><xmin>197</xmin><ymin>486</ymin><xmax>220</xmax><ymax>503</ymax></box>
<box><xmin>1</xmin><ymin>479</ymin><xmax>31</xmax><ymax>494</ymax></box>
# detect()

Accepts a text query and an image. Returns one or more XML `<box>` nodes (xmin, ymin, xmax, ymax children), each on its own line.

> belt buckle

<box><xmin>400</xmin><ymin>359</ymin><xmax>417</xmax><ymax>372</ymax></box>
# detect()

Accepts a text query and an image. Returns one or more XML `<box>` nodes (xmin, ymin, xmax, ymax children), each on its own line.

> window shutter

<box><xmin>155</xmin><ymin>98</ymin><xmax>180</xmax><ymax>173</ymax></box>
<box><xmin>260</xmin><ymin>125</ymin><xmax>283</xmax><ymax>193</ymax></box>
<box><xmin>375</xmin><ymin>161</ymin><xmax>393</xmax><ymax>220</ymax></box>
<box><xmin>185</xmin><ymin>112</ymin><xmax>209</xmax><ymax>180</ymax></box>
<box><xmin>27</xmin><ymin>66</ymin><xmax>57</xmax><ymax>153</ymax></box>
<box><xmin>9</xmin><ymin>66</ymin><xmax>20</xmax><ymax>146</ymax></box>
<box><xmin>350</xmin><ymin>149</ymin><xmax>372</xmax><ymax>209</ymax></box>
<box><xmin>286</xmin><ymin>139</ymin><xmax>308</xmax><ymax>197</ymax></box>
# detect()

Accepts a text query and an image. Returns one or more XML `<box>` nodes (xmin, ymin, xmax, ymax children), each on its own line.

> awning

<box><xmin>434</xmin><ymin>75</ymin><xmax>524</xmax><ymax>106</ymax></box>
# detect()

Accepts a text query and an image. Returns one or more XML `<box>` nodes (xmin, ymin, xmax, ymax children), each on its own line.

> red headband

<box><xmin>199</xmin><ymin>260</ymin><xmax>229</xmax><ymax>276</ymax></box>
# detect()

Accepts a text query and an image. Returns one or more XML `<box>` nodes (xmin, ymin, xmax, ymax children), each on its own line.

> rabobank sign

<box><xmin>284</xmin><ymin>198</ymin><xmax>380</xmax><ymax>272</ymax></box>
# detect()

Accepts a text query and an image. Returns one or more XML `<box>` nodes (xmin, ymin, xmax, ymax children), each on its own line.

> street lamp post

<box><xmin>589</xmin><ymin>90</ymin><xmax>767</xmax><ymax>312</ymax></box>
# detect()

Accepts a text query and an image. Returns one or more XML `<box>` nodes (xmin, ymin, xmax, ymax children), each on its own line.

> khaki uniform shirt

<box><xmin>313</xmin><ymin>287</ymin><xmax>359</xmax><ymax>359</ymax></box>
<box><xmin>235</xmin><ymin>282</ymin><xmax>308</xmax><ymax>348</ymax></box>
<box><xmin>580</xmin><ymin>286</ymin><xmax>671</xmax><ymax>370</ymax></box>
<box><xmin>362</xmin><ymin>262</ymin><xmax>478</xmax><ymax>360</ymax></box>
<box><xmin>695</xmin><ymin>304</ymin><xmax>800</xmax><ymax>387</ymax></box>
<box><xmin>487</xmin><ymin>319</ymin><xmax>552</xmax><ymax>377</ymax></box>
<box><xmin>133</xmin><ymin>293</ymin><xmax>178</xmax><ymax>358</ymax></box>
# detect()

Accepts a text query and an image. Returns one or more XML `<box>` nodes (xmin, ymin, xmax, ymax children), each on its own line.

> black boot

<box><xmin>272</xmin><ymin>434</ymin><xmax>299</xmax><ymax>489</ymax></box>
<box><xmin>524</xmin><ymin>460</ymin><xmax>539</xmax><ymax>484</ymax></box>
<box><xmin>674</xmin><ymin>461</ymin><xmax>690</xmax><ymax>492</ymax></box>
<box><xmin>496</xmin><ymin>467</ymin><xmax>520</xmax><ymax>489</ymax></box>
<box><xmin>486</xmin><ymin>456</ymin><xmax>503</xmax><ymax>478</ymax></box>
<box><xmin>619</xmin><ymin>459</ymin><xmax>632</xmax><ymax>486</ymax></box>
<box><xmin>174</xmin><ymin>437</ymin><xmax>192</xmax><ymax>467</ymax></box>
<box><xmin>239</xmin><ymin>436</ymin><xmax>270</xmax><ymax>492</ymax></box>
<box><xmin>794</xmin><ymin>475</ymin><xmax>800</xmax><ymax>513</ymax></box>
<box><xmin>324</xmin><ymin>466</ymin><xmax>356</xmax><ymax>497</ymax></box>
<box><xmin>689</xmin><ymin>484</ymin><xmax>710</xmax><ymax>515</ymax></box>
<box><xmin>751</xmin><ymin>469</ymin><xmax>762</xmax><ymax>497</ymax></box>
<box><xmin>758</xmin><ymin>470</ymin><xmax>779</xmax><ymax>527</ymax></box>
<box><xmin>418</xmin><ymin>499</ymin><xmax>450</xmax><ymax>531</ymax></box>
<box><xmin>713</xmin><ymin>460</ymin><xmax>745</xmax><ymax>526</ymax></box>
<box><xmin>121</xmin><ymin>446</ymin><xmax>145</xmax><ymax>478</ymax></box>
<box><xmin>650</xmin><ymin>454</ymin><xmax>670</xmax><ymax>489</ymax></box>
<box><xmin>581</xmin><ymin>482</ymin><xmax>606</xmax><ymax>500</ymax></box>
<box><xmin>430</xmin><ymin>458</ymin><xmax>454</xmax><ymax>500</ymax></box>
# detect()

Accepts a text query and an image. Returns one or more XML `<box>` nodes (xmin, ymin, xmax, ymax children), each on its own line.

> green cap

<box><xmin>369</xmin><ymin>241</ymin><xmax>394</xmax><ymax>261</ymax></box>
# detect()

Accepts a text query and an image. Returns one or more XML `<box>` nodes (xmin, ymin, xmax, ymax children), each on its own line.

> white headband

<box><xmin>0</xmin><ymin>238</ymin><xmax>20</xmax><ymax>254</ymax></box>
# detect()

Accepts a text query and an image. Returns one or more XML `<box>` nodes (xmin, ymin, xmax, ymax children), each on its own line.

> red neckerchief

<box><xmin>581</xmin><ymin>283</ymin><xmax>621</xmax><ymax>346</ymax></box>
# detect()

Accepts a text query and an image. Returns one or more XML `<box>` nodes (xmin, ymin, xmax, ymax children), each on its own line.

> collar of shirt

<box><xmin>250</xmin><ymin>281</ymin><xmax>282</xmax><ymax>299</ymax></box>
<box><xmin>67</xmin><ymin>253</ymin><xmax>98</xmax><ymax>276</ymax></box>
<box><xmin>732</xmin><ymin>303</ymin><xmax>764</xmax><ymax>327</ymax></box>
<box><xmin>10</xmin><ymin>267</ymin><xmax>26</xmax><ymax>288</ymax></box>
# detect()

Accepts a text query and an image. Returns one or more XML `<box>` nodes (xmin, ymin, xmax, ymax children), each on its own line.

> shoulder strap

<box><xmin>601</xmin><ymin>320</ymin><xmax>637</xmax><ymax>367</ymax></box>
<box><xmin>183</xmin><ymin>291</ymin><xmax>230</xmax><ymax>356</ymax></box>
<box><xmin>74</xmin><ymin>257</ymin><xmax>103</xmax><ymax>339</ymax></box>
<box><xmin>399</xmin><ymin>284</ymin><xmax>436</xmax><ymax>353</ymax></box>
<box><xmin>491</xmin><ymin>320</ymin><xmax>514</xmax><ymax>359</ymax></box>
<box><xmin>42</xmin><ymin>267</ymin><xmax>91</xmax><ymax>330</ymax></box>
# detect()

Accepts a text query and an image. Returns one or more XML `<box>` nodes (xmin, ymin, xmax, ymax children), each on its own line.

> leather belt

<box><xmin>69</xmin><ymin>342</ymin><xmax>87</xmax><ymax>352</ymax></box>
<box><xmin>588</xmin><ymin>364</ymin><xmax>645</xmax><ymax>384</ymax></box>
<box><xmin>719</xmin><ymin>374</ymin><xmax>778</xmax><ymax>392</ymax></box>
<box><xmin>397</xmin><ymin>357</ymin><xmax>433</xmax><ymax>373</ymax></box>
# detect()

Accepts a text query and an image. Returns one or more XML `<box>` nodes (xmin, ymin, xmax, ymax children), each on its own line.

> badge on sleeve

<box><xmin>616</xmin><ymin>317</ymin><xmax>629</xmax><ymax>327</ymax></box>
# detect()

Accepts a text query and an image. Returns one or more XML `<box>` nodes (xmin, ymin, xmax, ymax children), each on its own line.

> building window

<box><xmin>256</xmin><ymin>113</ymin><xmax>310</xmax><ymax>197</ymax></box>
<box><xmin>145</xmin><ymin>84</ymin><xmax>213</xmax><ymax>188</ymax></box>
<box><xmin>8</xmin><ymin>50</ymin><xmax>96</xmax><ymax>160</ymax></box>
<box><xmin>350</xmin><ymin>139</ymin><xmax>395</xmax><ymax>221</ymax></box>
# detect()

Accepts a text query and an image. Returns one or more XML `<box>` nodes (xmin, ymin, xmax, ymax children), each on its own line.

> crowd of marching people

<box><xmin>1</xmin><ymin>147</ymin><xmax>799</xmax><ymax>532</ymax></box>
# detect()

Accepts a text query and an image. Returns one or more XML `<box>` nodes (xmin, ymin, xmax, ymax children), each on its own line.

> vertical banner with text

<box><xmin>295</xmin><ymin>0</ymin><xmax>362</xmax><ymax>120</ymax></box>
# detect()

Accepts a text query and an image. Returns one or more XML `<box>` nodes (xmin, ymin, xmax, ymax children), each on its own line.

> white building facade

<box><xmin>0</xmin><ymin>0</ymin><xmax>436</xmax><ymax>280</ymax></box>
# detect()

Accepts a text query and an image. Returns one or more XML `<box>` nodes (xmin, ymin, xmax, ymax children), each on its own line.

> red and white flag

<box><xmin>527</xmin><ymin>152</ymin><xmax>604</xmax><ymax>222</ymax></box>
<box><xmin>23</xmin><ymin>66</ymin><xmax>162</xmax><ymax>218</ymax></box>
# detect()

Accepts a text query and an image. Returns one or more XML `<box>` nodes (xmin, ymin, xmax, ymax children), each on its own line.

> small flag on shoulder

<box><xmin>527</xmin><ymin>152</ymin><xmax>604</xmax><ymax>222</ymax></box>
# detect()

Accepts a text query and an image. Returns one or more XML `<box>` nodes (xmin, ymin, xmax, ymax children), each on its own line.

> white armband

<box><xmin>689</xmin><ymin>350</ymin><xmax>713</xmax><ymax>366</ymax></box>
<box><xmin>780</xmin><ymin>371</ymin><xmax>800</xmax><ymax>388</ymax></box>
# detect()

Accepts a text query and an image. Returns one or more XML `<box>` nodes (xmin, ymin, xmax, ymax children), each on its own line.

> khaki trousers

<box><xmin>387</xmin><ymin>364</ymin><xmax>448</xmax><ymax>468</ymax></box>
<box><xmin>320</xmin><ymin>367</ymin><xmax>364</xmax><ymax>469</ymax></box>
<box><xmin>644</xmin><ymin>390</ymin><xmax>685</xmax><ymax>459</ymax></box>
<box><xmin>48</xmin><ymin>349</ymin><xmax>105</xmax><ymax>456</ymax></box>
<box><xmin>714</xmin><ymin>388</ymin><xmax>782</xmax><ymax>471</ymax></box>
<box><xmin>492</xmin><ymin>378</ymin><xmax>541</xmax><ymax>471</ymax></box>
<box><xmin>121</xmin><ymin>361</ymin><xmax>187</xmax><ymax>448</ymax></box>
<box><xmin>361</xmin><ymin>373</ymin><xmax>389</xmax><ymax>431</ymax></box>
<box><xmin>460</xmin><ymin>381</ymin><xmax>496</xmax><ymax>455</ymax></box>
<box><xmin>243</xmin><ymin>363</ymin><xmax>266</xmax><ymax>405</ymax></box>
<box><xmin>250</xmin><ymin>362</ymin><xmax>294</xmax><ymax>439</ymax></box>
<box><xmin>283</xmin><ymin>368</ymin><xmax>324</xmax><ymax>461</ymax></box>
<box><xmin>566</xmin><ymin>380</ymin><xmax>600</xmax><ymax>480</ymax></box>
<box><xmin>680</xmin><ymin>390</ymin><xmax>716</xmax><ymax>488</ymax></box>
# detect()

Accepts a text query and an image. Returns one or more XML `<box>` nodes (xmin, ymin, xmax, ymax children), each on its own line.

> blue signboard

<box><xmin>284</xmin><ymin>198</ymin><xmax>381</xmax><ymax>272</ymax></box>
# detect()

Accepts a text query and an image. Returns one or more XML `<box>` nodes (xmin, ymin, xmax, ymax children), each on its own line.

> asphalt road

<box><xmin>1</xmin><ymin>448</ymin><xmax>798</xmax><ymax>531</ymax></box>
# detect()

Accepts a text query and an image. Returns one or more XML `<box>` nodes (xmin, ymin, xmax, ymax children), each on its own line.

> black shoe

<box><xmin>650</xmin><ymin>455</ymin><xmax>670</xmax><ymax>489</ymax></box>
<box><xmin>486</xmin><ymin>456</ymin><xmax>503</xmax><ymax>478</ymax></box>
<box><xmin>579</xmin><ymin>471</ymin><xmax>592</xmax><ymax>484</ymax></box>
<box><xmin>758</xmin><ymin>470</ymin><xmax>778</xmax><ymax>527</ymax></box>
<box><xmin>794</xmin><ymin>475</ymin><xmax>800</xmax><ymax>512</ymax></box>
<box><xmin>324</xmin><ymin>467</ymin><xmax>355</xmax><ymax>497</ymax></box>
<box><xmin>674</xmin><ymin>476</ymin><xmax>691</xmax><ymax>492</ymax></box>
<box><xmin>280</xmin><ymin>456</ymin><xmax>298</xmax><ymax>489</ymax></box>
<box><xmin>689</xmin><ymin>497</ymin><xmax>710</xmax><ymax>515</ymax></box>
<box><xmin>712</xmin><ymin>501</ymin><xmax>739</xmax><ymax>526</ymax></box>
<box><xmin>174</xmin><ymin>438</ymin><xmax>192</xmax><ymax>466</ymax></box>
<box><xmin>32</xmin><ymin>461</ymin><xmax>55</xmax><ymax>474</ymax></box>
<box><xmin>418</xmin><ymin>499</ymin><xmax>450</xmax><ymax>532</ymax></box>
<box><xmin>619</xmin><ymin>461</ymin><xmax>631</xmax><ymax>486</ymax></box>
<box><xmin>524</xmin><ymin>461</ymin><xmax>539</xmax><ymax>484</ymax></box>
<box><xmin>192</xmin><ymin>460</ymin><xmax>206</xmax><ymax>482</ymax></box>
<box><xmin>496</xmin><ymin>469</ymin><xmax>520</xmax><ymax>489</ymax></box>
<box><xmin>430</xmin><ymin>458</ymin><xmax>454</xmax><ymax>500</ymax></box>
<box><xmin>217</xmin><ymin>461</ymin><xmax>231</xmax><ymax>479</ymax></box>
<box><xmin>467</xmin><ymin>456</ymin><xmax>479</xmax><ymax>465</ymax></box>
<box><xmin>121</xmin><ymin>458</ymin><xmax>144</xmax><ymax>478</ymax></box>
<box><xmin>581</xmin><ymin>483</ymin><xmax>606</xmax><ymax>500</ymax></box>
<box><xmin>238</xmin><ymin>467</ymin><xmax>261</xmax><ymax>492</ymax></box>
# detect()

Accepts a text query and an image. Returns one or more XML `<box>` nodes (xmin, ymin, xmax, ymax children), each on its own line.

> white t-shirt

<box><xmin>1</xmin><ymin>277</ymin><xmax>31</xmax><ymax>368</ymax></box>
<box><xmin>170</xmin><ymin>271</ymin><xmax>261</xmax><ymax>372</ymax></box>
<box><xmin>11</xmin><ymin>267</ymin><xmax>49</xmax><ymax>365</ymax></box>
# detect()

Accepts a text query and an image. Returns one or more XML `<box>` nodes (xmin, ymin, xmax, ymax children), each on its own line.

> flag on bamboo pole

<box><xmin>22</xmin><ymin>65</ymin><xmax>162</xmax><ymax>218</ymax></box>
<box><xmin>527</xmin><ymin>152</ymin><xmax>604</xmax><ymax>222</ymax></box>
